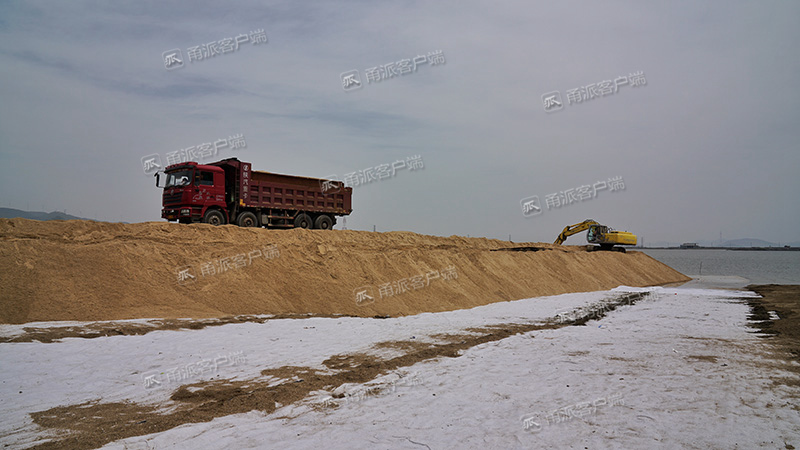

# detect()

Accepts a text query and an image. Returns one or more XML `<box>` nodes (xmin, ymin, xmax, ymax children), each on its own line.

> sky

<box><xmin>0</xmin><ymin>0</ymin><xmax>798</xmax><ymax>245</ymax></box>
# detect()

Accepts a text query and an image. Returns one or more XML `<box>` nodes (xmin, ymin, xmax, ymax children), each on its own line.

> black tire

<box><xmin>294</xmin><ymin>213</ymin><xmax>312</xmax><ymax>229</ymax></box>
<box><xmin>202</xmin><ymin>209</ymin><xmax>226</xmax><ymax>226</ymax></box>
<box><xmin>314</xmin><ymin>215</ymin><xmax>333</xmax><ymax>230</ymax></box>
<box><xmin>237</xmin><ymin>211</ymin><xmax>259</xmax><ymax>227</ymax></box>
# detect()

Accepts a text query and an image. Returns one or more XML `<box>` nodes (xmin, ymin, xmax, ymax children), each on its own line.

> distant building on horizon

<box><xmin>680</xmin><ymin>243</ymin><xmax>699</xmax><ymax>249</ymax></box>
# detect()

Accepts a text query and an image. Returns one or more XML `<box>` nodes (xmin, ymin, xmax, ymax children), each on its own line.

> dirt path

<box><xmin>746</xmin><ymin>284</ymin><xmax>800</xmax><ymax>387</ymax></box>
<box><xmin>0</xmin><ymin>314</ymin><xmax>346</xmax><ymax>344</ymax></box>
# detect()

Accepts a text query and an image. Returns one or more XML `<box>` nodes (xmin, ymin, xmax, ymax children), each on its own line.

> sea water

<box><xmin>639</xmin><ymin>249</ymin><xmax>800</xmax><ymax>284</ymax></box>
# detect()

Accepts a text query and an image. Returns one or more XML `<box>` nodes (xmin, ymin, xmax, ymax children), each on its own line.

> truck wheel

<box><xmin>237</xmin><ymin>211</ymin><xmax>259</xmax><ymax>227</ymax></box>
<box><xmin>314</xmin><ymin>215</ymin><xmax>333</xmax><ymax>230</ymax></box>
<box><xmin>294</xmin><ymin>213</ymin><xmax>312</xmax><ymax>229</ymax></box>
<box><xmin>202</xmin><ymin>210</ymin><xmax>226</xmax><ymax>226</ymax></box>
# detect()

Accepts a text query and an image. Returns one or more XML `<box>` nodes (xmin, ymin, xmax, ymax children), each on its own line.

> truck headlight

<box><xmin>180</xmin><ymin>209</ymin><xmax>191</xmax><ymax>215</ymax></box>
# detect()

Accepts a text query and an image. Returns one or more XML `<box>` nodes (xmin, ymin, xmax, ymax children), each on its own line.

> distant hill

<box><xmin>721</xmin><ymin>238</ymin><xmax>780</xmax><ymax>247</ymax></box>
<box><xmin>0</xmin><ymin>208</ymin><xmax>94</xmax><ymax>222</ymax></box>
<box><xmin>643</xmin><ymin>238</ymin><xmax>796</xmax><ymax>248</ymax></box>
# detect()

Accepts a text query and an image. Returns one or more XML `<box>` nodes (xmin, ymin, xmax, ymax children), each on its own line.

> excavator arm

<box><xmin>554</xmin><ymin>219</ymin><xmax>600</xmax><ymax>245</ymax></box>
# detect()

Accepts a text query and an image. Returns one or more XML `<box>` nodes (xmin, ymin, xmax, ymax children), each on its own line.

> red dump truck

<box><xmin>156</xmin><ymin>158</ymin><xmax>352</xmax><ymax>229</ymax></box>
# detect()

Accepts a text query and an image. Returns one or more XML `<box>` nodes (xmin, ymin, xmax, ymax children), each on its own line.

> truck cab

<box><xmin>158</xmin><ymin>162</ymin><xmax>228</xmax><ymax>224</ymax></box>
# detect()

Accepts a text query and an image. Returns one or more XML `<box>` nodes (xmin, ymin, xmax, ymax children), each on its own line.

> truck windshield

<box><xmin>165</xmin><ymin>169</ymin><xmax>193</xmax><ymax>188</ymax></box>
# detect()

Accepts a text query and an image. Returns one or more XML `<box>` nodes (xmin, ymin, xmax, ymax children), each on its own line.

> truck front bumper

<box><xmin>161</xmin><ymin>207</ymin><xmax>200</xmax><ymax>221</ymax></box>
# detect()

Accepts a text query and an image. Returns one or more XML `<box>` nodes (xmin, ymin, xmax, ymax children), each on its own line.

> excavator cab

<box><xmin>587</xmin><ymin>225</ymin><xmax>597</xmax><ymax>243</ymax></box>
<box><xmin>586</xmin><ymin>225</ymin><xmax>608</xmax><ymax>244</ymax></box>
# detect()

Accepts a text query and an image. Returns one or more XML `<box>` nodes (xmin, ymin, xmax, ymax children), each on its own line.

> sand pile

<box><xmin>0</xmin><ymin>219</ymin><xmax>689</xmax><ymax>324</ymax></box>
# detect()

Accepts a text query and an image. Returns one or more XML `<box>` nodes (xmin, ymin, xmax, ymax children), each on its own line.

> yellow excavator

<box><xmin>554</xmin><ymin>219</ymin><xmax>637</xmax><ymax>252</ymax></box>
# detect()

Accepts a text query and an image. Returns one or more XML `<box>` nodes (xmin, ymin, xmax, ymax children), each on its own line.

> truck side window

<box><xmin>200</xmin><ymin>172</ymin><xmax>214</xmax><ymax>186</ymax></box>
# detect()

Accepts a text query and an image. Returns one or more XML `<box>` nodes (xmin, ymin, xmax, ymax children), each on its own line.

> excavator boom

<box><xmin>554</xmin><ymin>219</ymin><xmax>600</xmax><ymax>245</ymax></box>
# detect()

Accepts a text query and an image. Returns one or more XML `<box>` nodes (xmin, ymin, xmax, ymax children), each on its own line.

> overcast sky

<box><xmin>1</xmin><ymin>1</ymin><xmax>798</xmax><ymax>244</ymax></box>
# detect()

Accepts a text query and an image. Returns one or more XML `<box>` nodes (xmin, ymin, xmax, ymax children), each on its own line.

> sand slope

<box><xmin>0</xmin><ymin>219</ymin><xmax>689</xmax><ymax>324</ymax></box>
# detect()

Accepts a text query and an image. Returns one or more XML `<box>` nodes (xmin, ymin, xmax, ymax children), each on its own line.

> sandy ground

<box><xmin>0</xmin><ymin>219</ymin><xmax>689</xmax><ymax>324</ymax></box>
<box><xmin>747</xmin><ymin>285</ymin><xmax>800</xmax><ymax>368</ymax></box>
<box><xmin>1</xmin><ymin>282</ymin><xmax>798</xmax><ymax>450</ymax></box>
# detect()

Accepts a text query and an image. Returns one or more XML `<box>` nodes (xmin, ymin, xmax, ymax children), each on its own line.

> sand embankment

<box><xmin>0</xmin><ymin>219</ymin><xmax>690</xmax><ymax>324</ymax></box>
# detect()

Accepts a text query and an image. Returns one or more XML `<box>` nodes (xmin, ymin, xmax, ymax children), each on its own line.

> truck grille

<box><xmin>163</xmin><ymin>191</ymin><xmax>183</xmax><ymax>205</ymax></box>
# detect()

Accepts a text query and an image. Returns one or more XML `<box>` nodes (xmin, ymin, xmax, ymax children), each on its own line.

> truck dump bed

<box><xmin>210</xmin><ymin>158</ymin><xmax>352</xmax><ymax>215</ymax></box>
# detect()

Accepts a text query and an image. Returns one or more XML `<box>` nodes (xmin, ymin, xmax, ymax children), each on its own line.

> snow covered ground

<box><xmin>1</xmin><ymin>281</ymin><xmax>799</xmax><ymax>449</ymax></box>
